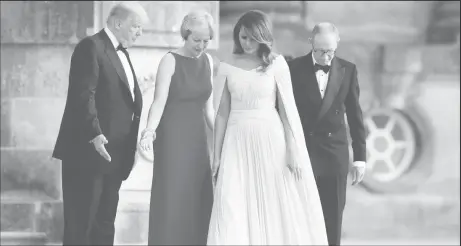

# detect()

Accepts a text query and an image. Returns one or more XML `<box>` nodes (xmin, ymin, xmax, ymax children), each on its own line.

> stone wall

<box><xmin>1</xmin><ymin>2</ymin><xmax>91</xmax><ymax>242</ymax></box>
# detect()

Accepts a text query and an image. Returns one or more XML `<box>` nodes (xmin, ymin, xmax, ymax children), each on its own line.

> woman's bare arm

<box><xmin>144</xmin><ymin>53</ymin><xmax>176</xmax><ymax>132</ymax></box>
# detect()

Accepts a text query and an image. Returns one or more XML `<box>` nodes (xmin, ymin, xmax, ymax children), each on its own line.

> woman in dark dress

<box><xmin>138</xmin><ymin>10</ymin><xmax>216</xmax><ymax>245</ymax></box>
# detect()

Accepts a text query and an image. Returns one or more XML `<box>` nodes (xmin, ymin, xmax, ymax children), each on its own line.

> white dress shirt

<box><xmin>104</xmin><ymin>27</ymin><xmax>135</xmax><ymax>100</ymax></box>
<box><xmin>312</xmin><ymin>53</ymin><xmax>366</xmax><ymax>169</ymax></box>
<box><xmin>312</xmin><ymin>53</ymin><xmax>331</xmax><ymax>99</ymax></box>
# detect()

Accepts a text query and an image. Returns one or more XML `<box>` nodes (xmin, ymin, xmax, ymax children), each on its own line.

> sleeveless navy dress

<box><xmin>148</xmin><ymin>52</ymin><xmax>213</xmax><ymax>245</ymax></box>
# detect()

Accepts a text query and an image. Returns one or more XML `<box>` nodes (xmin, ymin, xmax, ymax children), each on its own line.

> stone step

<box><xmin>1</xmin><ymin>191</ymin><xmax>150</xmax><ymax>245</ymax></box>
<box><xmin>343</xmin><ymin>187</ymin><xmax>460</xmax><ymax>240</ymax></box>
<box><xmin>1</xmin><ymin>189</ymin><xmax>152</xmax><ymax>245</ymax></box>
<box><xmin>0</xmin><ymin>232</ymin><xmax>47</xmax><ymax>245</ymax></box>
<box><xmin>1</xmin><ymin>196</ymin><xmax>63</xmax><ymax>244</ymax></box>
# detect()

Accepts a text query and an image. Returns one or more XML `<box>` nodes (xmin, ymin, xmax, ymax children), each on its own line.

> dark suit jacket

<box><xmin>288</xmin><ymin>52</ymin><xmax>366</xmax><ymax>176</ymax></box>
<box><xmin>53</xmin><ymin>29</ymin><xmax>143</xmax><ymax>180</ymax></box>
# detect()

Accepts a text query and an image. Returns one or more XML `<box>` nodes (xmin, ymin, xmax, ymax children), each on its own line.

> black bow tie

<box><xmin>314</xmin><ymin>63</ymin><xmax>331</xmax><ymax>73</ymax></box>
<box><xmin>116</xmin><ymin>44</ymin><xmax>127</xmax><ymax>52</ymax></box>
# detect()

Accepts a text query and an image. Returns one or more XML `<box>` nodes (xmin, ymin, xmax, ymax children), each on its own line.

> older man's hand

<box><xmin>90</xmin><ymin>134</ymin><xmax>111</xmax><ymax>162</ymax></box>
<box><xmin>350</xmin><ymin>161</ymin><xmax>366</xmax><ymax>185</ymax></box>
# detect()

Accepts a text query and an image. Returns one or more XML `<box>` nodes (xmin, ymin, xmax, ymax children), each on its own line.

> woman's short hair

<box><xmin>232</xmin><ymin>10</ymin><xmax>276</xmax><ymax>72</ymax></box>
<box><xmin>180</xmin><ymin>10</ymin><xmax>215</xmax><ymax>40</ymax></box>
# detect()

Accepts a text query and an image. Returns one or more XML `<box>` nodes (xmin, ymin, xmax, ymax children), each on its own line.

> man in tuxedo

<box><xmin>288</xmin><ymin>23</ymin><xmax>367</xmax><ymax>245</ymax></box>
<box><xmin>52</xmin><ymin>2</ymin><xmax>148</xmax><ymax>245</ymax></box>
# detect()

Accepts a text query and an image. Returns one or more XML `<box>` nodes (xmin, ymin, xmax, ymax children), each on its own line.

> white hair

<box><xmin>180</xmin><ymin>9</ymin><xmax>215</xmax><ymax>40</ymax></box>
<box><xmin>311</xmin><ymin>22</ymin><xmax>340</xmax><ymax>42</ymax></box>
<box><xmin>106</xmin><ymin>1</ymin><xmax>149</xmax><ymax>24</ymax></box>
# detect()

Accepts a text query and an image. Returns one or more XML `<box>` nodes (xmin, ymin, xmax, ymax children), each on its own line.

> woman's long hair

<box><xmin>233</xmin><ymin>10</ymin><xmax>276</xmax><ymax>72</ymax></box>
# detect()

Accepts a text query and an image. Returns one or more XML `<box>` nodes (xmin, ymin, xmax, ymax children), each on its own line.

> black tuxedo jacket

<box><xmin>53</xmin><ymin>30</ymin><xmax>143</xmax><ymax>180</ymax></box>
<box><xmin>288</xmin><ymin>52</ymin><xmax>366</xmax><ymax>176</ymax></box>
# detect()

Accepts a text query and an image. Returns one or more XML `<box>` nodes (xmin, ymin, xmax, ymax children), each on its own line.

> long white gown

<box><xmin>207</xmin><ymin>56</ymin><xmax>328</xmax><ymax>245</ymax></box>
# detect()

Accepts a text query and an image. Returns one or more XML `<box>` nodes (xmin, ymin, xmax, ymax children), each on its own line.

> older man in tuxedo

<box><xmin>53</xmin><ymin>2</ymin><xmax>148</xmax><ymax>245</ymax></box>
<box><xmin>288</xmin><ymin>23</ymin><xmax>367</xmax><ymax>245</ymax></box>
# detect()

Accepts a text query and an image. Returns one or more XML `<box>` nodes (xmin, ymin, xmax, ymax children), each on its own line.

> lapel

<box><xmin>302</xmin><ymin>52</ymin><xmax>323</xmax><ymax>107</ymax></box>
<box><xmin>315</xmin><ymin>56</ymin><xmax>345</xmax><ymax>122</ymax></box>
<box><xmin>98</xmin><ymin>30</ymin><xmax>132</xmax><ymax>99</ymax></box>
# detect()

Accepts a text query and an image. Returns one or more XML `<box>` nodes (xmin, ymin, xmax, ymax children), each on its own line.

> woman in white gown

<box><xmin>207</xmin><ymin>10</ymin><xmax>329</xmax><ymax>245</ymax></box>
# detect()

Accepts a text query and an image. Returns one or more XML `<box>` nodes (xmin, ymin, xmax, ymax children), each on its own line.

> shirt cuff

<box><xmin>89</xmin><ymin>134</ymin><xmax>102</xmax><ymax>144</ymax></box>
<box><xmin>352</xmin><ymin>161</ymin><xmax>366</xmax><ymax>168</ymax></box>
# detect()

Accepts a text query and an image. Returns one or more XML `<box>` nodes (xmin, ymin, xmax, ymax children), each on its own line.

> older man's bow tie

<box><xmin>116</xmin><ymin>44</ymin><xmax>127</xmax><ymax>52</ymax></box>
<box><xmin>314</xmin><ymin>63</ymin><xmax>331</xmax><ymax>73</ymax></box>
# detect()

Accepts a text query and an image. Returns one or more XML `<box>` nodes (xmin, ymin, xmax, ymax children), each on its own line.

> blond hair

<box><xmin>180</xmin><ymin>10</ymin><xmax>215</xmax><ymax>40</ymax></box>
